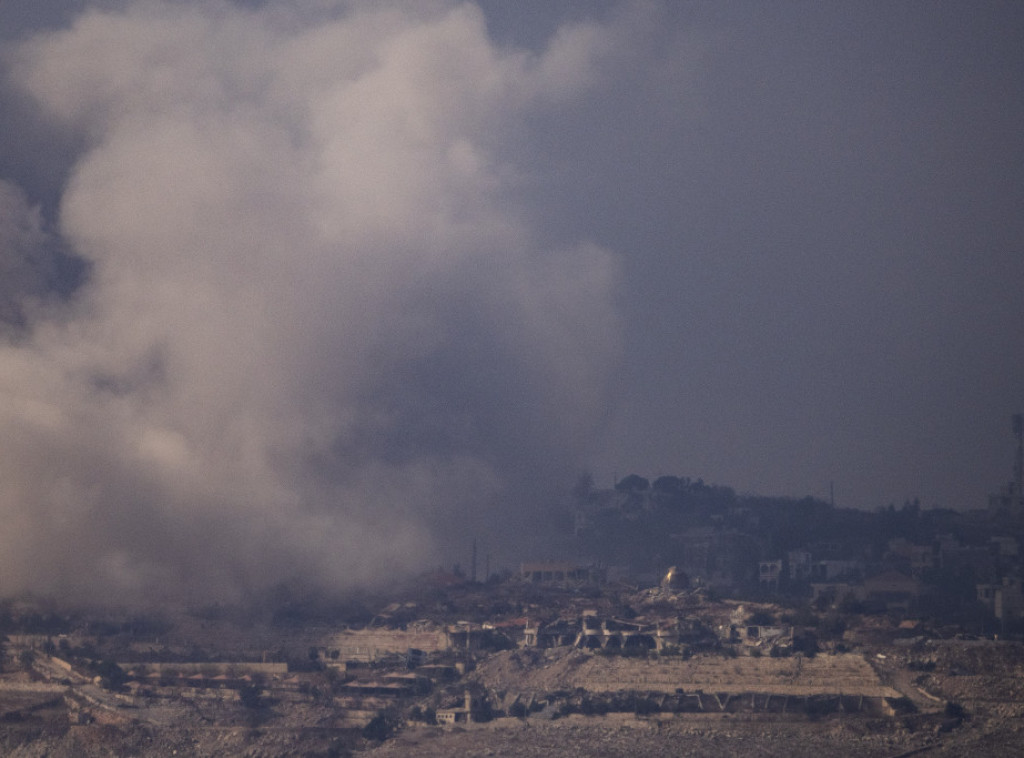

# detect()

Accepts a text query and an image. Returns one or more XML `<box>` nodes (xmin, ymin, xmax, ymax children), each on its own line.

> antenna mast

<box><xmin>1013</xmin><ymin>413</ymin><xmax>1023</xmax><ymax>503</ymax></box>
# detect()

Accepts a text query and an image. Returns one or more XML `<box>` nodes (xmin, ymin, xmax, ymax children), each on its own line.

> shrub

<box><xmin>819</xmin><ymin>612</ymin><xmax>847</xmax><ymax>638</ymax></box>
<box><xmin>944</xmin><ymin>701</ymin><xmax>966</xmax><ymax>720</ymax></box>
<box><xmin>362</xmin><ymin>714</ymin><xmax>394</xmax><ymax>742</ymax></box>
<box><xmin>239</xmin><ymin>685</ymin><xmax>263</xmax><ymax>709</ymax></box>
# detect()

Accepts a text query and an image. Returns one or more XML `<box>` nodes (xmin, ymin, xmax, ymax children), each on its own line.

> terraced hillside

<box><xmin>471</xmin><ymin>649</ymin><xmax>898</xmax><ymax>699</ymax></box>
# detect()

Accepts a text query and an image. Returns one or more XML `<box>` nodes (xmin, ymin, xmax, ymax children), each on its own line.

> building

<box><xmin>436</xmin><ymin>690</ymin><xmax>480</xmax><ymax>725</ymax></box>
<box><xmin>886</xmin><ymin>538</ymin><xmax>936</xmax><ymax>575</ymax></box>
<box><xmin>758</xmin><ymin>560</ymin><xmax>783</xmax><ymax>591</ymax></box>
<box><xmin>787</xmin><ymin>550</ymin><xmax>813</xmax><ymax>582</ymax></box>
<box><xmin>977</xmin><ymin>577</ymin><xmax>1024</xmax><ymax>624</ymax></box>
<box><xmin>519</xmin><ymin>562</ymin><xmax>606</xmax><ymax>586</ymax></box>
<box><xmin>861</xmin><ymin>571</ymin><xmax>922</xmax><ymax>612</ymax></box>
<box><xmin>323</xmin><ymin>625</ymin><xmax>449</xmax><ymax>663</ymax></box>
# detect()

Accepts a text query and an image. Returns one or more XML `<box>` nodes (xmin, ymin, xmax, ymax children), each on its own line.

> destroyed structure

<box><xmin>4</xmin><ymin>420</ymin><xmax>1024</xmax><ymax>755</ymax></box>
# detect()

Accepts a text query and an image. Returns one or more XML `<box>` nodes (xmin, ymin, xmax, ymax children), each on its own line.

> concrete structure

<box><xmin>744</xmin><ymin>625</ymin><xmax>790</xmax><ymax>647</ymax></box>
<box><xmin>520</xmin><ymin>562</ymin><xmax>606</xmax><ymax>586</ymax></box>
<box><xmin>445</xmin><ymin>622</ymin><xmax>495</xmax><ymax>652</ymax></box>
<box><xmin>810</xmin><ymin>582</ymin><xmax>858</xmax><ymax>608</ymax></box>
<box><xmin>811</xmin><ymin>559</ymin><xmax>863</xmax><ymax>582</ymax></box>
<box><xmin>787</xmin><ymin>550</ymin><xmax>813</xmax><ymax>581</ymax></box>
<box><xmin>573</xmin><ymin>616</ymin><xmax>656</xmax><ymax>652</ymax></box>
<box><xmin>977</xmin><ymin>577</ymin><xmax>1024</xmax><ymax>624</ymax></box>
<box><xmin>758</xmin><ymin>560</ymin><xmax>783</xmax><ymax>591</ymax></box>
<box><xmin>524</xmin><ymin>619</ymin><xmax>578</xmax><ymax>648</ymax></box>
<box><xmin>861</xmin><ymin>571</ymin><xmax>922</xmax><ymax>612</ymax></box>
<box><xmin>988</xmin><ymin>414</ymin><xmax>1024</xmax><ymax>512</ymax></box>
<box><xmin>323</xmin><ymin>626</ymin><xmax>449</xmax><ymax>663</ymax></box>
<box><xmin>436</xmin><ymin>690</ymin><xmax>478</xmax><ymax>725</ymax></box>
<box><xmin>338</xmin><ymin>680</ymin><xmax>416</xmax><ymax>698</ymax></box>
<box><xmin>810</xmin><ymin>571</ymin><xmax>922</xmax><ymax>612</ymax></box>
<box><xmin>483</xmin><ymin>617</ymin><xmax>530</xmax><ymax>647</ymax></box>
<box><xmin>668</xmin><ymin>528</ymin><xmax>758</xmax><ymax>589</ymax></box>
<box><xmin>886</xmin><ymin>538</ymin><xmax>936</xmax><ymax>575</ymax></box>
<box><xmin>119</xmin><ymin>662</ymin><xmax>287</xmax><ymax>677</ymax></box>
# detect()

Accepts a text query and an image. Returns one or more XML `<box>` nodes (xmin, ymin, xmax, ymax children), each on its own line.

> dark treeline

<box><xmin>573</xmin><ymin>472</ymin><xmax>1024</xmax><ymax>634</ymax></box>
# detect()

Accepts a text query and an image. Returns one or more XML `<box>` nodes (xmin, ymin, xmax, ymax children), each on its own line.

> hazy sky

<box><xmin>0</xmin><ymin>1</ymin><xmax>1021</xmax><ymax>602</ymax></box>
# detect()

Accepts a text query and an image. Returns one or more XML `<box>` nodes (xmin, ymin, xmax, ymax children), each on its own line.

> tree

<box><xmin>96</xmin><ymin>659</ymin><xmax>127</xmax><ymax>691</ymax></box>
<box><xmin>362</xmin><ymin>713</ymin><xmax>395</xmax><ymax>741</ymax></box>
<box><xmin>615</xmin><ymin>474</ymin><xmax>650</xmax><ymax>492</ymax></box>
<box><xmin>652</xmin><ymin>475</ymin><xmax>685</xmax><ymax>492</ymax></box>
<box><xmin>819</xmin><ymin>612</ymin><xmax>847</xmax><ymax>639</ymax></box>
<box><xmin>837</xmin><ymin>592</ymin><xmax>864</xmax><ymax>615</ymax></box>
<box><xmin>239</xmin><ymin>684</ymin><xmax>263</xmax><ymax>709</ymax></box>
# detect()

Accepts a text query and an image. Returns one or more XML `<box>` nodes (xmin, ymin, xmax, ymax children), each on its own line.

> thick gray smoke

<box><xmin>0</xmin><ymin>1</ymin><xmax>622</xmax><ymax>604</ymax></box>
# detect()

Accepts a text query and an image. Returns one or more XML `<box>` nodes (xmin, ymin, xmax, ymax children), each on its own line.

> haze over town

<box><xmin>0</xmin><ymin>0</ymin><xmax>1022</xmax><ymax>605</ymax></box>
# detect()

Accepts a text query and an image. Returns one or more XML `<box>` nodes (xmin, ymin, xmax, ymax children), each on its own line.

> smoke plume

<box><xmin>0</xmin><ymin>1</ymin><xmax>621</xmax><ymax>604</ymax></box>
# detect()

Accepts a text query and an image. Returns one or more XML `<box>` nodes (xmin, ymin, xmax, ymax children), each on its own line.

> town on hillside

<box><xmin>1</xmin><ymin>419</ymin><xmax>1024</xmax><ymax>756</ymax></box>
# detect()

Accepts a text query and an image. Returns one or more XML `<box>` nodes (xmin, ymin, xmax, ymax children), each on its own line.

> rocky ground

<box><xmin>0</xmin><ymin>723</ymin><xmax>361</xmax><ymax>758</ymax></box>
<box><xmin>3</xmin><ymin>708</ymin><xmax>1023</xmax><ymax>758</ymax></box>
<box><xmin>4</xmin><ymin>610</ymin><xmax>1024</xmax><ymax>757</ymax></box>
<box><xmin>365</xmin><ymin>714</ymin><xmax>1022</xmax><ymax>758</ymax></box>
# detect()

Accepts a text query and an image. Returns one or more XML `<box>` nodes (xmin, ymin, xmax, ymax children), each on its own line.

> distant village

<box><xmin>570</xmin><ymin>414</ymin><xmax>1024</xmax><ymax>638</ymax></box>
<box><xmin>0</xmin><ymin>418</ymin><xmax>1023</xmax><ymax>754</ymax></box>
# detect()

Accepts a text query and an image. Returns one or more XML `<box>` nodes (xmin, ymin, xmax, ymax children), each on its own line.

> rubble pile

<box><xmin>908</xmin><ymin>641</ymin><xmax>1024</xmax><ymax>712</ymax></box>
<box><xmin>4</xmin><ymin>575</ymin><xmax>1024</xmax><ymax>756</ymax></box>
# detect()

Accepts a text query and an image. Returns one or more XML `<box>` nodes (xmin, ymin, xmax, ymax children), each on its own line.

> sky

<box><xmin>0</xmin><ymin>1</ymin><xmax>1021</xmax><ymax>603</ymax></box>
